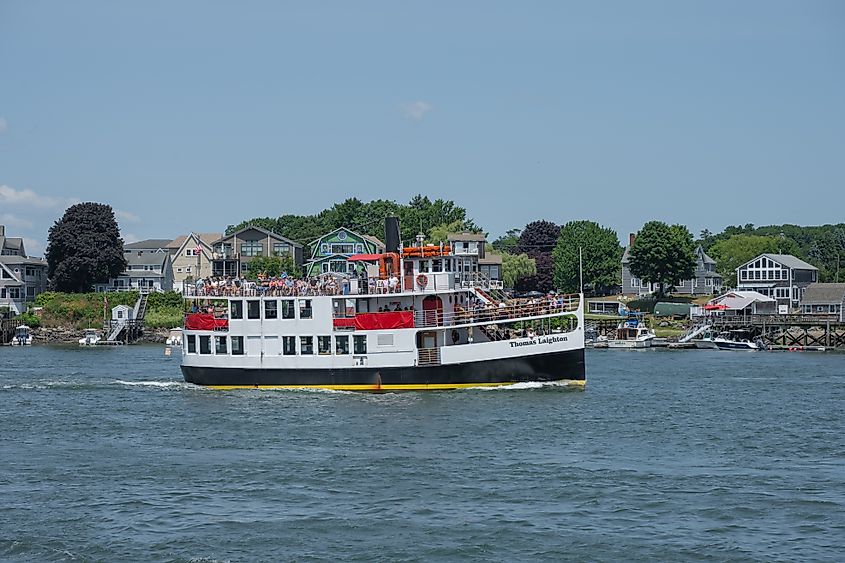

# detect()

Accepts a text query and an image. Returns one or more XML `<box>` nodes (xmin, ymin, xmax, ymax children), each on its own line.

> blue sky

<box><xmin>1</xmin><ymin>1</ymin><xmax>843</xmax><ymax>256</ymax></box>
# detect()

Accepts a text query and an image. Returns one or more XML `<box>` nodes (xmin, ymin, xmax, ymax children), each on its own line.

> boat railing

<box><xmin>414</xmin><ymin>294</ymin><xmax>581</xmax><ymax>328</ymax></box>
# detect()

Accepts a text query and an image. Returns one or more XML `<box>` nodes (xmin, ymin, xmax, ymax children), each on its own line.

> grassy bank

<box><xmin>28</xmin><ymin>291</ymin><xmax>186</xmax><ymax>329</ymax></box>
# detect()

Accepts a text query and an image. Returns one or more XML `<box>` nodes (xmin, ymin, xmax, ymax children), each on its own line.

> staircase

<box><xmin>678</xmin><ymin>324</ymin><xmax>712</xmax><ymax>343</ymax></box>
<box><xmin>417</xmin><ymin>347</ymin><xmax>441</xmax><ymax>366</ymax></box>
<box><xmin>106</xmin><ymin>319</ymin><xmax>127</xmax><ymax>341</ymax></box>
<box><xmin>134</xmin><ymin>292</ymin><xmax>148</xmax><ymax>323</ymax></box>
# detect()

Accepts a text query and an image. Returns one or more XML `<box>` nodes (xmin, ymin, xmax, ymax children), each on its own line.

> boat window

<box><xmin>300</xmin><ymin>299</ymin><xmax>313</xmax><ymax>319</ymax></box>
<box><xmin>247</xmin><ymin>300</ymin><xmax>260</xmax><ymax>319</ymax></box>
<box><xmin>335</xmin><ymin>335</ymin><xmax>350</xmax><ymax>355</ymax></box>
<box><xmin>230</xmin><ymin>300</ymin><xmax>243</xmax><ymax>319</ymax></box>
<box><xmin>231</xmin><ymin>336</ymin><xmax>244</xmax><ymax>355</ymax></box>
<box><xmin>353</xmin><ymin>335</ymin><xmax>367</xmax><ymax>354</ymax></box>
<box><xmin>318</xmin><ymin>336</ymin><xmax>331</xmax><ymax>354</ymax></box>
<box><xmin>377</xmin><ymin>333</ymin><xmax>394</xmax><ymax>347</ymax></box>
<box><xmin>199</xmin><ymin>335</ymin><xmax>211</xmax><ymax>354</ymax></box>
<box><xmin>281</xmin><ymin>300</ymin><xmax>295</xmax><ymax>319</ymax></box>
<box><xmin>215</xmin><ymin>336</ymin><xmax>227</xmax><ymax>354</ymax></box>
<box><xmin>283</xmin><ymin>336</ymin><xmax>296</xmax><ymax>355</ymax></box>
<box><xmin>432</xmin><ymin>259</ymin><xmax>442</xmax><ymax>273</ymax></box>
<box><xmin>264</xmin><ymin>300</ymin><xmax>278</xmax><ymax>319</ymax></box>
<box><xmin>300</xmin><ymin>336</ymin><xmax>314</xmax><ymax>355</ymax></box>
<box><xmin>419</xmin><ymin>260</ymin><xmax>429</xmax><ymax>273</ymax></box>
<box><xmin>187</xmin><ymin>335</ymin><xmax>196</xmax><ymax>354</ymax></box>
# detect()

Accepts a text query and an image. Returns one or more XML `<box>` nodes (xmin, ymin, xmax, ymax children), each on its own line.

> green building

<box><xmin>304</xmin><ymin>228</ymin><xmax>385</xmax><ymax>277</ymax></box>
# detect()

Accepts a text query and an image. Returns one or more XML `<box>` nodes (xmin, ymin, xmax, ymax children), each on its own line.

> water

<box><xmin>1</xmin><ymin>345</ymin><xmax>843</xmax><ymax>562</ymax></box>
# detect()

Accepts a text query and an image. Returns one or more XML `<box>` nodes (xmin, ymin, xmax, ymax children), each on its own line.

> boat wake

<box><xmin>114</xmin><ymin>380</ymin><xmax>195</xmax><ymax>389</ymax></box>
<box><xmin>471</xmin><ymin>380</ymin><xmax>584</xmax><ymax>391</ymax></box>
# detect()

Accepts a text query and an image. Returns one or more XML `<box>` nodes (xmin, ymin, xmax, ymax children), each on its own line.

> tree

<box><xmin>46</xmin><ymin>203</ymin><xmax>126</xmax><ymax>292</ymax></box>
<box><xmin>708</xmin><ymin>234</ymin><xmax>799</xmax><ymax>287</ymax></box>
<box><xmin>628</xmin><ymin>221</ymin><xmax>695</xmax><ymax>297</ymax></box>
<box><xmin>428</xmin><ymin>220</ymin><xmax>468</xmax><ymax>244</ymax></box>
<box><xmin>491</xmin><ymin>228</ymin><xmax>521</xmax><ymax>254</ymax></box>
<box><xmin>245</xmin><ymin>254</ymin><xmax>301</xmax><ymax>280</ymax></box>
<box><xmin>553</xmin><ymin>220</ymin><xmax>621</xmax><ymax>294</ymax></box>
<box><xmin>502</xmin><ymin>253</ymin><xmax>536</xmax><ymax>289</ymax></box>
<box><xmin>514</xmin><ymin>220</ymin><xmax>560</xmax><ymax>292</ymax></box>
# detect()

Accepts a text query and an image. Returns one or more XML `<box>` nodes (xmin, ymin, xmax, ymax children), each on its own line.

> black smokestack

<box><xmin>384</xmin><ymin>216</ymin><xmax>400</xmax><ymax>254</ymax></box>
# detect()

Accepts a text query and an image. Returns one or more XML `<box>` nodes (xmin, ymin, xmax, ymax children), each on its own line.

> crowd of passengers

<box><xmin>186</xmin><ymin>273</ymin><xmax>404</xmax><ymax>297</ymax></box>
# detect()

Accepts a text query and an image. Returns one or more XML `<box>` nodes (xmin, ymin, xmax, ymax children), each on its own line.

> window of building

<box><xmin>231</xmin><ymin>336</ymin><xmax>244</xmax><ymax>355</ymax></box>
<box><xmin>186</xmin><ymin>266</ymin><xmax>192</xmax><ymax>273</ymax></box>
<box><xmin>241</xmin><ymin>241</ymin><xmax>263</xmax><ymax>257</ymax></box>
<box><xmin>299</xmin><ymin>299</ymin><xmax>312</xmax><ymax>319</ymax></box>
<box><xmin>264</xmin><ymin>300</ymin><xmax>278</xmax><ymax>319</ymax></box>
<box><xmin>335</xmin><ymin>335</ymin><xmax>350</xmax><ymax>355</ymax></box>
<box><xmin>26</xmin><ymin>286</ymin><xmax>35</xmax><ymax>298</ymax></box>
<box><xmin>8</xmin><ymin>287</ymin><xmax>20</xmax><ymax>299</ymax></box>
<box><xmin>199</xmin><ymin>335</ymin><xmax>211</xmax><ymax>354</ymax></box>
<box><xmin>273</xmin><ymin>242</ymin><xmax>291</xmax><ymax>256</ymax></box>
<box><xmin>754</xmin><ymin>270</ymin><xmax>761</xmax><ymax>280</ymax></box>
<box><xmin>230</xmin><ymin>300</ymin><xmax>243</xmax><ymax>319</ymax></box>
<box><xmin>1</xmin><ymin>269</ymin><xmax>12</xmax><ymax>279</ymax></box>
<box><xmin>300</xmin><ymin>336</ymin><xmax>314</xmax><ymax>355</ymax></box>
<box><xmin>25</xmin><ymin>267</ymin><xmax>35</xmax><ymax>276</ymax></box>
<box><xmin>186</xmin><ymin>248</ymin><xmax>198</xmax><ymax>256</ymax></box>
<box><xmin>330</xmin><ymin>261</ymin><xmax>347</xmax><ymax>273</ymax></box>
<box><xmin>630</xmin><ymin>277</ymin><xmax>640</xmax><ymax>288</ymax></box>
<box><xmin>331</xmin><ymin>243</ymin><xmax>355</xmax><ymax>254</ymax></box>
<box><xmin>321</xmin><ymin>243</ymin><xmax>329</xmax><ymax>254</ymax></box>
<box><xmin>187</xmin><ymin>335</ymin><xmax>196</xmax><ymax>353</ymax></box>
<box><xmin>282</xmin><ymin>300</ymin><xmax>296</xmax><ymax>319</ymax></box>
<box><xmin>247</xmin><ymin>300</ymin><xmax>260</xmax><ymax>319</ymax></box>
<box><xmin>355</xmin><ymin>244</ymin><xmax>363</xmax><ymax>253</ymax></box>
<box><xmin>215</xmin><ymin>336</ymin><xmax>227</xmax><ymax>354</ymax></box>
<box><xmin>283</xmin><ymin>336</ymin><xmax>296</xmax><ymax>355</ymax></box>
<box><xmin>318</xmin><ymin>336</ymin><xmax>331</xmax><ymax>355</ymax></box>
<box><xmin>353</xmin><ymin>335</ymin><xmax>367</xmax><ymax>354</ymax></box>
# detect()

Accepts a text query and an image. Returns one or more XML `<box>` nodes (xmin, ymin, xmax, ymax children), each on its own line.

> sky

<box><xmin>1</xmin><ymin>1</ymin><xmax>843</xmax><ymax>257</ymax></box>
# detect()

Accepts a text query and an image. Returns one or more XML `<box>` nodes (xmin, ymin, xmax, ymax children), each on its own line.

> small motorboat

<box><xmin>165</xmin><ymin>327</ymin><xmax>183</xmax><ymax>347</ymax></box>
<box><xmin>606</xmin><ymin>312</ymin><xmax>656</xmax><ymax>348</ymax></box>
<box><xmin>713</xmin><ymin>330</ymin><xmax>761</xmax><ymax>351</ymax></box>
<box><xmin>79</xmin><ymin>328</ymin><xmax>101</xmax><ymax>346</ymax></box>
<box><xmin>10</xmin><ymin>324</ymin><xmax>33</xmax><ymax>346</ymax></box>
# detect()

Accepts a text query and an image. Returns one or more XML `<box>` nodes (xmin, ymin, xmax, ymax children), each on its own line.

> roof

<box><xmin>710</xmin><ymin>290</ymin><xmax>775</xmax><ymax>311</ymax></box>
<box><xmin>447</xmin><ymin>232</ymin><xmax>486</xmax><ymax>242</ymax></box>
<box><xmin>125</xmin><ymin>239</ymin><xmax>173</xmax><ymax>250</ymax></box>
<box><xmin>1</xmin><ymin>236</ymin><xmax>25</xmax><ymax>256</ymax></box>
<box><xmin>125</xmin><ymin>252</ymin><xmax>170</xmax><ymax>266</ymax></box>
<box><xmin>167</xmin><ymin>233</ymin><xmax>222</xmax><ymax>249</ymax></box>
<box><xmin>479</xmin><ymin>253</ymin><xmax>503</xmax><ymax>265</ymax></box>
<box><xmin>695</xmin><ymin>245</ymin><xmax>717</xmax><ymax>265</ymax></box>
<box><xmin>737</xmin><ymin>253</ymin><xmax>817</xmax><ymax>271</ymax></box>
<box><xmin>360</xmin><ymin>234</ymin><xmax>385</xmax><ymax>249</ymax></box>
<box><xmin>0</xmin><ymin>255</ymin><xmax>47</xmax><ymax>267</ymax></box>
<box><xmin>214</xmin><ymin>225</ymin><xmax>302</xmax><ymax>248</ymax></box>
<box><xmin>621</xmin><ymin>246</ymin><xmax>630</xmax><ymax>263</ymax></box>
<box><xmin>800</xmin><ymin>283</ymin><xmax>845</xmax><ymax>305</ymax></box>
<box><xmin>307</xmin><ymin>227</ymin><xmax>383</xmax><ymax>248</ymax></box>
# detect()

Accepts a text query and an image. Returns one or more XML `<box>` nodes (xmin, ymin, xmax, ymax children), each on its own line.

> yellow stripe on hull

<box><xmin>205</xmin><ymin>379</ymin><xmax>587</xmax><ymax>391</ymax></box>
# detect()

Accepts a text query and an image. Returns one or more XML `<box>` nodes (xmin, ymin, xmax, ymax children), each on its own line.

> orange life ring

<box><xmin>416</xmin><ymin>273</ymin><xmax>428</xmax><ymax>287</ymax></box>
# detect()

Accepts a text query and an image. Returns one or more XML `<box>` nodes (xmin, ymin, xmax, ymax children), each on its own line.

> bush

<box><xmin>17</xmin><ymin>311</ymin><xmax>41</xmax><ymax>328</ymax></box>
<box><xmin>145</xmin><ymin>306</ymin><xmax>184</xmax><ymax>329</ymax></box>
<box><xmin>147</xmin><ymin>291</ymin><xmax>185</xmax><ymax>310</ymax></box>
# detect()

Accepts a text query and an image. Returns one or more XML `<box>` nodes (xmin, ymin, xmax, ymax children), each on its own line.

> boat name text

<box><xmin>509</xmin><ymin>335</ymin><xmax>568</xmax><ymax>348</ymax></box>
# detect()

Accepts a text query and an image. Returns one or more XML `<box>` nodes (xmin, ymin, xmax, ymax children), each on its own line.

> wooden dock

<box><xmin>695</xmin><ymin>315</ymin><xmax>845</xmax><ymax>349</ymax></box>
<box><xmin>0</xmin><ymin>318</ymin><xmax>23</xmax><ymax>345</ymax></box>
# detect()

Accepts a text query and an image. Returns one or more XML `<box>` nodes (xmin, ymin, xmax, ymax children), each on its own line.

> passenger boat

<box><xmin>713</xmin><ymin>330</ymin><xmax>760</xmax><ymax>351</ymax></box>
<box><xmin>605</xmin><ymin>312</ymin><xmax>656</xmax><ymax>348</ymax></box>
<box><xmin>10</xmin><ymin>324</ymin><xmax>33</xmax><ymax>346</ymax></box>
<box><xmin>79</xmin><ymin>328</ymin><xmax>101</xmax><ymax>346</ymax></box>
<box><xmin>180</xmin><ymin>218</ymin><xmax>586</xmax><ymax>391</ymax></box>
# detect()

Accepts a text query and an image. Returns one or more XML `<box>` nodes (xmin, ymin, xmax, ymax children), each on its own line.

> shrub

<box><xmin>17</xmin><ymin>311</ymin><xmax>41</xmax><ymax>328</ymax></box>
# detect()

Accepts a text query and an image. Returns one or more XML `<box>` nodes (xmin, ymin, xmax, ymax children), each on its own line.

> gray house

<box><xmin>622</xmin><ymin>237</ymin><xmax>721</xmax><ymax>296</ymax></box>
<box><xmin>0</xmin><ymin>225</ymin><xmax>48</xmax><ymax>315</ymax></box>
<box><xmin>210</xmin><ymin>225</ymin><xmax>304</xmax><ymax>278</ymax></box>
<box><xmin>95</xmin><ymin>249</ymin><xmax>174</xmax><ymax>292</ymax></box>
<box><xmin>799</xmin><ymin>283</ymin><xmax>845</xmax><ymax>320</ymax></box>
<box><xmin>736</xmin><ymin>254</ymin><xmax>817</xmax><ymax>308</ymax></box>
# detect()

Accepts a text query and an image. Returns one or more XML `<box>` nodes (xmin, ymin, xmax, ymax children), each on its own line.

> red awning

<box><xmin>703</xmin><ymin>303</ymin><xmax>728</xmax><ymax>310</ymax></box>
<box><xmin>185</xmin><ymin>313</ymin><xmax>229</xmax><ymax>331</ymax></box>
<box><xmin>354</xmin><ymin>311</ymin><xmax>414</xmax><ymax>330</ymax></box>
<box><xmin>348</xmin><ymin>253</ymin><xmax>383</xmax><ymax>261</ymax></box>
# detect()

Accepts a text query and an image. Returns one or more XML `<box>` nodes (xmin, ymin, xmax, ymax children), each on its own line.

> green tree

<box><xmin>491</xmin><ymin>228</ymin><xmax>521</xmax><ymax>254</ymax></box>
<box><xmin>428</xmin><ymin>220</ymin><xmax>468</xmax><ymax>244</ymax></box>
<box><xmin>514</xmin><ymin>220</ymin><xmax>560</xmax><ymax>293</ymax></box>
<box><xmin>708</xmin><ymin>234</ymin><xmax>799</xmax><ymax>287</ymax></box>
<box><xmin>244</xmin><ymin>254</ymin><xmax>301</xmax><ymax>280</ymax></box>
<box><xmin>502</xmin><ymin>253</ymin><xmax>537</xmax><ymax>289</ymax></box>
<box><xmin>553</xmin><ymin>220</ymin><xmax>621</xmax><ymax>293</ymax></box>
<box><xmin>46</xmin><ymin>203</ymin><xmax>126</xmax><ymax>292</ymax></box>
<box><xmin>628</xmin><ymin>221</ymin><xmax>696</xmax><ymax>297</ymax></box>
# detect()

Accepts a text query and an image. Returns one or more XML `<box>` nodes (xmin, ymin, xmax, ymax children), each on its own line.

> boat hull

<box><xmin>713</xmin><ymin>340</ymin><xmax>758</xmax><ymax>351</ymax></box>
<box><xmin>181</xmin><ymin>348</ymin><xmax>585</xmax><ymax>390</ymax></box>
<box><xmin>606</xmin><ymin>339</ymin><xmax>652</xmax><ymax>349</ymax></box>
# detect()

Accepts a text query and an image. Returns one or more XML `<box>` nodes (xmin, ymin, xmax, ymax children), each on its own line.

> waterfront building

<box><xmin>0</xmin><ymin>225</ymin><xmax>48</xmax><ymax>315</ymax></box>
<box><xmin>167</xmin><ymin>232</ymin><xmax>222</xmax><ymax>285</ymax></box>
<box><xmin>799</xmin><ymin>283</ymin><xmax>845</xmax><ymax>321</ymax></box>
<box><xmin>621</xmin><ymin>235</ymin><xmax>721</xmax><ymax>296</ymax></box>
<box><xmin>735</xmin><ymin>254</ymin><xmax>817</xmax><ymax>308</ymax></box>
<box><xmin>95</xmin><ymin>248</ymin><xmax>174</xmax><ymax>292</ymax></box>
<box><xmin>124</xmin><ymin>239</ymin><xmax>172</xmax><ymax>254</ymax></box>
<box><xmin>210</xmin><ymin>225</ymin><xmax>304</xmax><ymax>278</ymax></box>
<box><xmin>304</xmin><ymin>228</ymin><xmax>384</xmax><ymax>277</ymax></box>
<box><xmin>446</xmin><ymin>232</ymin><xmax>503</xmax><ymax>288</ymax></box>
<box><xmin>700</xmin><ymin>290</ymin><xmax>777</xmax><ymax>316</ymax></box>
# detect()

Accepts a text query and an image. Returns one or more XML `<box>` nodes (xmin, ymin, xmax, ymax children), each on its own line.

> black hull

<box><xmin>182</xmin><ymin>348</ymin><xmax>585</xmax><ymax>390</ymax></box>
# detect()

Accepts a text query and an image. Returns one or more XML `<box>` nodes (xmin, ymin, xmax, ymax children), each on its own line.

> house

<box><xmin>210</xmin><ymin>225</ymin><xmax>304</xmax><ymax>278</ymax></box>
<box><xmin>700</xmin><ymin>290</ymin><xmax>777</xmax><ymax>316</ymax></box>
<box><xmin>304</xmin><ymin>227</ymin><xmax>384</xmax><ymax>277</ymax></box>
<box><xmin>167</xmin><ymin>232</ymin><xmax>222</xmax><ymax>286</ymax></box>
<box><xmin>621</xmin><ymin>235</ymin><xmax>721</xmax><ymax>295</ymax></box>
<box><xmin>124</xmin><ymin>239</ymin><xmax>173</xmax><ymax>254</ymax></box>
<box><xmin>0</xmin><ymin>225</ymin><xmax>49</xmax><ymax>315</ymax></box>
<box><xmin>735</xmin><ymin>254</ymin><xmax>817</xmax><ymax>308</ymax></box>
<box><xmin>447</xmin><ymin>232</ymin><xmax>503</xmax><ymax>288</ymax></box>
<box><xmin>95</xmin><ymin>248</ymin><xmax>174</xmax><ymax>292</ymax></box>
<box><xmin>800</xmin><ymin>283</ymin><xmax>845</xmax><ymax>321</ymax></box>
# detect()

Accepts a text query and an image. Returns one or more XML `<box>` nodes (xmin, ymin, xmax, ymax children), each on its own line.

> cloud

<box><xmin>0</xmin><ymin>184</ymin><xmax>77</xmax><ymax>208</ymax></box>
<box><xmin>0</xmin><ymin>213</ymin><xmax>33</xmax><ymax>229</ymax></box>
<box><xmin>123</xmin><ymin>232</ymin><xmax>140</xmax><ymax>244</ymax></box>
<box><xmin>23</xmin><ymin>238</ymin><xmax>44</xmax><ymax>257</ymax></box>
<box><xmin>0</xmin><ymin>117</ymin><xmax>6</xmax><ymax>133</ymax></box>
<box><xmin>115</xmin><ymin>209</ymin><xmax>141</xmax><ymax>223</ymax></box>
<box><xmin>399</xmin><ymin>101</ymin><xmax>433</xmax><ymax>121</ymax></box>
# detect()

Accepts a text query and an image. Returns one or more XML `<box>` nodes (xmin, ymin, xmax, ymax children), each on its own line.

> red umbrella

<box><xmin>703</xmin><ymin>303</ymin><xmax>728</xmax><ymax>310</ymax></box>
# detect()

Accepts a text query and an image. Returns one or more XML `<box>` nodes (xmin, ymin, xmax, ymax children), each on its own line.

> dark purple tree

<box><xmin>514</xmin><ymin>220</ymin><xmax>560</xmax><ymax>293</ymax></box>
<box><xmin>46</xmin><ymin>202</ymin><xmax>126</xmax><ymax>292</ymax></box>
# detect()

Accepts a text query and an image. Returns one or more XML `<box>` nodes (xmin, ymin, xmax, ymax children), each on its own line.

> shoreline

<box><xmin>30</xmin><ymin>326</ymin><xmax>171</xmax><ymax>345</ymax></box>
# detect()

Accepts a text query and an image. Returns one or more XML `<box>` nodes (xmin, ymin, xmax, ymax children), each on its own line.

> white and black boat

<box><xmin>713</xmin><ymin>330</ymin><xmax>761</xmax><ymax>351</ymax></box>
<box><xmin>605</xmin><ymin>313</ymin><xmax>656</xmax><ymax>348</ymax></box>
<box><xmin>10</xmin><ymin>324</ymin><xmax>33</xmax><ymax>346</ymax></box>
<box><xmin>180</xmin><ymin>218</ymin><xmax>586</xmax><ymax>391</ymax></box>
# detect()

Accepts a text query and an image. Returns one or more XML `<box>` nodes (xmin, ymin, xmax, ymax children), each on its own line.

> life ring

<box><xmin>416</xmin><ymin>273</ymin><xmax>428</xmax><ymax>287</ymax></box>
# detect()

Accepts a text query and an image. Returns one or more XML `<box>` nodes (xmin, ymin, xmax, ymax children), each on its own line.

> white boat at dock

<box><xmin>604</xmin><ymin>313</ymin><xmax>656</xmax><ymax>348</ymax></box>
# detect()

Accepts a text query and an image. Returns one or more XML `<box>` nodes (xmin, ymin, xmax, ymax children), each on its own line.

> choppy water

<box><xmin>1</xmin><ymin>345</ymin><xmax>843</xmax><ymax>562</ymax></box>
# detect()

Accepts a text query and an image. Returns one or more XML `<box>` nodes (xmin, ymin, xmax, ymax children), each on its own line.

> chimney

<box><xmin>384</xmin><ymin>216</ymin><xmax>401</xmax><ymax>254</ymax></box>
<box><xmin>0</xmin><ymin>225</ymin><xmax>5</xmax><ymax>237</ymax></box>
<box><xmin>629</xmin><ymin>233</ymin><xmax>636</xmax><ymax>247</ymax></box>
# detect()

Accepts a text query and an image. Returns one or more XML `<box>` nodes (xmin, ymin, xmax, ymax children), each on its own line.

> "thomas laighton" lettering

<box><xmin>508</xmin><ymin>335</ymin><xmax>568</xmax><ymax>348</ymax></box>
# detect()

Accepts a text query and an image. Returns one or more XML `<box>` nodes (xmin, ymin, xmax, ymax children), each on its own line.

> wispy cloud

<box><xmin>0</xmin><ymin>213</ymin><xmax>33</xmax><ymax>229</ymax></box>
<box><xmin>0</xmin><ymin>184</ymin><xmax>77</xmax><ymax>209</ymax></box>
<box><xmin>123</xmin><ymin>232</ymin><xmax>140</xmax><ymax>244</ymax></box>
<box><xmin>115</xmin><ymin>209</ymin><xmax>141</xmax><ymax>223</ymax></box>
<box><xmin>0</xmin><ymin>117</ymin><xmax>7</xmax><ymax>133</ymax></box>
<box><xmin>399</xmin><ymin>101</ymin><xmax>433</xmax><ymax>121</ymax></box>
<box><xmin>23</xmin><ymin>238</ymin><xmax>44</xmax><ymax>257</ymax></box>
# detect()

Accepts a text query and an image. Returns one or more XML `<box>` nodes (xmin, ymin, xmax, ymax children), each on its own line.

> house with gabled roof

<box><xmin>124</xmin><ymin>239</ymin><xmax>173</xmax><ymax>254</ymax></box>
<box><xmin>800</xmin><ymin>283</ymin><xmax>845</xmax><ymax>321</ymax></box>
<box><xmin>0</xmin><ymin>225</ymin><xmax>48</xmax><ymax>315</ymax></box>
<box><xmin>95</xmin><ymin>247</ymin><xmax>174</xmax><ymax>293</ymax></box>
<box><xmin>167</xmin><ymin>232</ymin><xmax>222</xmax><ymax>285</ymax></box>
<box><xmin>304</xmin><ymin>227</ymin><xmax>385</xmax><ymax>277</ymax></box>
<box><xmin>210</xmin><ymin>225</ymin><xmax>304</xmax><ymax>278</ymax></box>
<box><xmin>621</xmin><ymin>237</ymin><xmax>721</xmax><ymax>296</ymax></box>
<box><xmin>736</xmin><ymin>253</ymin><xmax>817</xmax><ymax>308</ymax></box>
